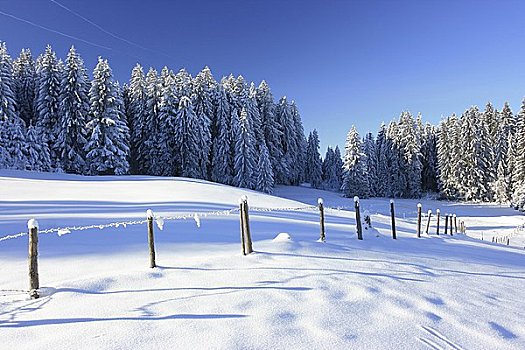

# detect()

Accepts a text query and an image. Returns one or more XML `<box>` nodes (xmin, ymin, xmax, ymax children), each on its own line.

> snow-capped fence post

<box><xmin>318</xmin><ymin>198</ymin><xmax>326</xmax><ymax>242</ymax></box>
<box><xmin>449</xmin><ymin>215</ymin><xmax>454</xmax><ymax>236</ymax></box>
<box><xmin>417</xmin><ymin>203</ymin><xmax>422</xmax><ymax>238</ymax></box>
<box><xmin>453</xmin><ymin>214</ymin><xmax>457</xmax><ymax>234</ymax></box>
<box><xmin>390</xmin><ymin>200</ymin><xmax>396</xmax><ymax>239</ymax></box>
<box><xmin>239</xmin><ymin>196</ymin><xmax>253</xmax><ymax>255</ymax></box>
<box><xmin>146</xmin><ymin>210</ymin><xmax>156</xmax><ymax>268</ymax></box>
<box><xmin>354</xmin><ymin>196</ymin><xmax>363</xmax><ymax>240</ymax></box>
<box><xmin>436</xmin><ymin>209</ymin><xmax>440</xmax><ymax>235</ymax></box>
<box><xmin>444</xmin><ymin>215</ymin><xmax>449</xmax><ymax>235</ymax></box>
<box><xmin>28</xmin><ymin>219</ymin><xmax>39</xmax><ymax>299</ymax></box>
<box><xmin>425</xmin><ymin>210</ymin><xmax>432</xmax><ymax>235</ymax></box>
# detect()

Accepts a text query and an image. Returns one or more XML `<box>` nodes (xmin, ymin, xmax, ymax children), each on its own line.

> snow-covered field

<box><xmin>1</xmin><ymin>170</ymin><xmax>524</xmax><ymax>349</ymax></box>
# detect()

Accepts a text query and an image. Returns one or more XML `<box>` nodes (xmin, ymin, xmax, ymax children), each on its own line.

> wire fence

<box><xmin>0</xmin><ymin>204</ymin><xmax>333</xmax><ymax>243</ymax></box>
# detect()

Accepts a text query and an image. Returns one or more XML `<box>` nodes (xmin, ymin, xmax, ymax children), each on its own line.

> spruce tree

<box><xmin>341</xmin><ymin>126</ymin><xmax>369</xmax><ymax>198</ymax></box>
<box><xmin>85</xmin><ymin>57</ymin><xmax>130</xmax><ymax>175</ymax></box>
<box><xmin>35</xmin><ymin>45</ymin><xmax>63</xmax><ymax>167</ymax></box>
<box><xmin>128</xmin><ymin>64</ymin><xmax>147</xmax><ymax>174</ymax></box>
<box><xmin>174</xmin><ymin>96</ymin><xmax>200</xmax><ymax>178</ymax></box>
<box><xmin>256</xmin><ymin>142</ymin><xmax>274</xmax><ymax>194</ymax></box>
<box><xmin>363</xmin><ymin>132</ymin><xmax>378</xmax><ymax>196</ymax></box>
<box><xmin>211</xmin><ymin>85</ymin><xmax>234</xmax><ymax>185</ymax></box>
<box><xmin>25</xmin><ymin>124</ymin><xmax>51</xmax><ymax>171</ymax></box>
<box><xmin>233</xmin><ymin>107</ymin><xmax>257</xmax><ymax>189</ymax></box>
<box><xmin>56</xmin><ymin>46</ymin><xmax>89</xmax><ymax>174</ymax></box>
<box><xmin>305</xmin><ymin>129</ymin><xmax>323</xmax><ymax>188</ymax></box>
<box><xmin>13</xmin><ymin>49</ymin><xmax>37</xmax><ymax>125</ymax></box>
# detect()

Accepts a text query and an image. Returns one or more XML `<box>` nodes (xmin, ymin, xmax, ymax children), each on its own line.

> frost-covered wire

<box><xmin>249</xmin><ymin>206</ymin><xmax>317</xmax><ymax>213</ymax></box>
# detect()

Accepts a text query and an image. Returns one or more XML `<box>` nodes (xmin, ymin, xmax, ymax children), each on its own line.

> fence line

<box><xmin>0</xmin><ymin>205</ymin><xmax>329</xmax><ymax>243</ymax></box>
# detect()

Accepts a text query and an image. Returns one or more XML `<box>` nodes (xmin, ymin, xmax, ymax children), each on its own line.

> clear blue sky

<box><xmin>1</xmin><ymin>0</ymin><xmax>525</xmax><ymax>152</ymax></box>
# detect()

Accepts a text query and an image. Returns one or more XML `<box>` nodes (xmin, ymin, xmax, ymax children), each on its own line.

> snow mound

<box><xmin>273</xmin><ymin>232</ymin><xmax>292</xmax><ymax>242</ymax></box>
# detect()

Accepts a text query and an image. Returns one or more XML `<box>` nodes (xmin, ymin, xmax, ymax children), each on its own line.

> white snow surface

<box><xmin>1</xmin><ymin>170</ymin><xmax>525</xmax><ymax>349</ymax></box>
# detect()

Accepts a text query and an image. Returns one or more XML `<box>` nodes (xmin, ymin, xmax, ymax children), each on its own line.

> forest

<box><xmin>1</xmin><ymin>41</ymin><xmax>524</xmax><ymax>210</ymax></box>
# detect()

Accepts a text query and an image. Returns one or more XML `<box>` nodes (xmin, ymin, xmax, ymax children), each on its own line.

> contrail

<box><xmin>0</xmin><ymin>10</ymin><xmax>112</xmax><ymax>51</ymax></box>
<box><xmin>49</xmin><ymin>0</ymin><xmax>171</xmax><ymax>58</ymax></box>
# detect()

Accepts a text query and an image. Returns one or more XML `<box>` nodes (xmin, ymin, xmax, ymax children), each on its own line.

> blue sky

<box><xmin>1</xmin><ymin>0</ymin><xmax>525</xmax><ymax>152</ymax></box>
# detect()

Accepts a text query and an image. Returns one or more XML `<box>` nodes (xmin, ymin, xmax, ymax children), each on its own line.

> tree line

<box><xmin>339</xmin><ymin>104</ymin><xmax>525</xmax><ymax>211</ymax></box>
<box><xmin>0</xmin><ymin>41</ymin><xmax>337</xmax><ymax>194</ymax></box>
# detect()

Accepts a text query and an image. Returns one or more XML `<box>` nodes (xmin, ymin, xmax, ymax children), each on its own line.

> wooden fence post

<box><xmin>453</xmin><ymin>214</ymin><xmax>457</xmax><ymax>234</ymax></box>
<box><xmin>417</xmin><ymin>203</ymin><xmax>422</xmax><ymax>238</ymax></box>
<box><xmin>449</xmin><ymin>214</ymin><xmax>454</xmax><ymax>236</ymax></box>
<box><xmin>318</xmin><ymin>198</ymin><xmax>326</xmax><ymax>242</ymax></box>
<box><xmin>425</xmin><ymin>210</ymin><xmax>432</xmax><ymax>235</ymax></box>
<box><xmin>146</xmin><ymin>209</ymin><xmax>156</xmax><ymax>268</ymax></box>
<box><xmin>239</xmin><ymin>197</ymin><xmax>246</xmax><ymax>255</ymax></box>
<box><xmin>28</xmin><ymin>219</ymin><xmax>39</xmax><ymax>299</ymax></box>
<box><xmin>444</xmin><ymin>215</ymin><xmax>449</xmax><ymax>236</ymax></box>
<box><xmin>241</xmin><ymin>196</ymin><xmax>253</xmax><ymax>254</ymax></box>
<box><xmin>436</xmin><ymin>209</ymin><xmax>440</xmax><ymax>235</ymax></box>
<box><xmin>390</xmin><ymin>199</ymin><xmax>396</xmax><ymax>240</ymax></box>
<box><xmin>354</xmin><ymin>196</ymin><xmax>363</xmax><ymax>240</ymax></box>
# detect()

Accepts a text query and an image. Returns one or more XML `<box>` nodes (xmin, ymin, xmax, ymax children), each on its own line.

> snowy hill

<box><xmin>1</xmin><ymin>170</ymin><xmax>524</xmax><ymax>349</ymax></box>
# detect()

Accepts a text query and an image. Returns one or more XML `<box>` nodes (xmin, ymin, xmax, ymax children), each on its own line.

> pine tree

<box><xmin>85</xmin><ymin>57</ymin><xmax>130</xmax><ymax>175</ymax></box>
<box><xmin>192</xmin><ymin>67</ymin><xmax>215</xmax><ymax>179</ymax></box>
<box><xmin>0</xmin><ymin>42</ymin><xmax>24</xmax><ymax>169</ymax></box>
<box><xmin>305</xmin><ymin>129</ymin><xmax>323</xmax><ymax>188</ymax></box>
<box><xmin>128</xmin><ymin>64</ymin><xmax>147</xmax><ymax>174</ymax></box>
<box><xmin>3</xmin><ymin>116</ymin><xmax>28</xmax><ymax>169</ymax></box>
<box><xmin>341</xmin><ymin>126</ymin><xmax>369</xmax><ymax>198</ymax></box>
<box><xmin>155</xmin><ymin>67</ymin><xmax>178</xmax><ymax>176</ymax></box>
<box><xmin>142</xmin><ymin>68</ymin><xmax>162</xmax><ymax>174</ymax></box>
<box><xmin>56</xmin><ymin>46</ymin><xmax>89</xmax><ymax>174</ymax></box>
<box><xmin>421</xmin><ymin>123</ymin><xmax>438</xmax><ymax>193</ymax></box>
<box><xmin>256</xmin><ymin>81</ymin><xmax>284</xmax><ymax>182</ymax></box>
<box><xmin>13</xmin><ymin>49</ymin><xmax>37</xmax><ymax>125</ymax></box>
<box><xmin>398</xmin><ymin>111</ymin><xmax>422</xmax><ymax>198</ymax></box>
<box><xmin>233</xmin><ymin>107</ymin><xmax>257</xmax><ymax>189</ymax></box>
<box><xmin>363</xmin><ymin>132</ymin><xmax>378</xmax><ymax>196</ymax></box>
<box><xmin>35</xmin><ymin>45</ymin><xmax>63</xmax><ymax>167</ymax></box>
<box><xmin>174</xmin><ymin>96</ymin><xmax>200</xmax><ymax>178</ymax></box>
<box><xmin>375</xmin><ymin>123</ymin><xmax>389</xmax><ymax>197</ymax></box>
<box><xmin>333</xmin><ymin>145</ymin><xmax>343</xmax><ymax>191</ymax></box>
<box><xmin>211</xmin><ymin>85</ymin><xmax>234</xmax><ymax>184</ymax></box>
<box><xmin>256</xmin><ymin>142</ymin><xmax>274</xmax><ymax>194</ymax></box>
<box><xmin>275</xmin><ymin>96</ymin><xmax>297</xmax><ymax>184</ymax></box>
<box><xmin>512</xmin><ymin>99</ymin><xmax>525</xmax><ymax>207</ymax></box>
<box><xmin>25</xmin><ymin>124</ymin><xmax>51</xmax><ymax>171</ymax></box>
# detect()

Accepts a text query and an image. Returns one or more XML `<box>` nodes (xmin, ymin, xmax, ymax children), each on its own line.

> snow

<box><xmin>1</xmin><ymin>170</ymin><xmax>525</xmax><ymax>349</ymax></box>
<box><xmin>27</xmin><ymin>218</ymin><xmax>39</xmax><ymax>230</ymax></box>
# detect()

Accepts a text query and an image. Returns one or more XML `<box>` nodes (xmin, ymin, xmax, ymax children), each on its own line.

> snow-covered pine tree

<box><xmin>322</xmin><ymin>147</ymin><xmax>335</xmax><ymax>190</ymax></box>
<box><xmin>341</xmin><ymin>126</ymin><xmax>369</xmax><ymax>198</ymax></box>
<box><xmin>420</xmin><ymin>123</ymin><xmax>438</xmax><ymax>193</ymax></box>
<box><xmin>174</xmin><ymin>96</ymin><xmax>200</xmax><ymax>178</ymax></box>
<box><xmin>35</xmin><ymin>45</ymin><xmax>63</xmax><ymax>168</ymax></box>
<box><xmin>333</xmin><ymin>145</ymin><xmax>343</xmax><ymax>191</ymax></box>
<box><xmin>25</xmin><ymin>124</ymin><xmax>51</xmax><ymax>171</ymax></box>
<box><xmin>211</xmin><ymin>85</ymin><xmax>234</xmax><ymax>185</ymax></box>
<box><xmin>275</xmin><ymin>96</ymin><xmax>297</xmax><ymax>185</ymax></box>
<box><xmin>290</xmin><ymin>101</ymin><xmax>307</xmax><ymax>184</ymax></box>
<box><xmin>0</xmin><ymin>42</ymin><xmax>23</xmax><ymax>168</ymax></box>
<box><xmin>85</xmin><ymin>57</ymin><xmax>130</xmax><ymax>175</ymax></box>
<box><xmin>174</xmin><ymin>68</ymin><xmax>193</xmax><ymax>98</ymax></box>
<box><xmin>192</xmin><ymin>67</ymin><xmax>215</xmax><ymax>179</ymax></box>
<box><xmin>142</xmin><ymin>68</ymin><xmax>162</xmax><ymax>174</ymax></box>
<box><xmin>13</xmin><ymin>49</ymin><xmax>37</xmax><ymax>125</ymax></box>
<box><xmin>56</xmin><ymin>46</ymin><xmax>89</xmax><ymax>174</ymax></box>
<box><xmin>155</xmin><ymin>67</ymin><xmax>178</xmax><ymax>176</ymax></box>
<box><xmin>363</xmin><ymin>132</ymin><xmax>378</xmax><ymax>196</ymax></box>
<box><xmin>233</xmin><ymin>107</ymin><xmax>257</xmax><ymax>189</ymax></box>
<box><xmin>128</xmin><ymin>64</ymin><xmax>147</xmax><ymax>174</ymax></box>
<box><xmin>398</xmin><ymin>111</ymin><xmax>422</xmax><ymax>198</ymax></box>
<box><xmin>255</xmin><ymin>142</ymin><xmax>274</xmax><ymax>194</ymax></box>
<box><xmin>3</xmin><ymin>116</ymin><xmax>28</xmax><ymax>170</ymax></box>
<box><xmin>386</xmin><ymin>121</ymin><xmax>405</xmax><ymax>198</ymax></box>
<box><xmin>256</xmin><ymin>80</ymin><xmax>284</xmax><ymax>182</ymax></box>
<box><xmin>479</xmin><ymin>102</ymin><xmax>497</xmax><ymax>200</ymax></box>
<box><xmin>375</xmin><ymin>123</ymin><xmax>389</xmax><ymax>197</ymax></box>
<box><xmin>512</xmin><ymin>98</ymin><xmax>525</xmax><ymax>207</ymax></box>
<box><xmin>305</xmin><ymin>129</ymin><xmax>323</xmax><ymax>188</ymax></box>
